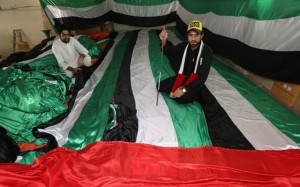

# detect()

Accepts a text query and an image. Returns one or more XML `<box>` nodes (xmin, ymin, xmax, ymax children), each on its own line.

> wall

<box><xmin>0</xmin><ymin>0</ymin><xmax>46</xmax><ymax>59</ymax></box>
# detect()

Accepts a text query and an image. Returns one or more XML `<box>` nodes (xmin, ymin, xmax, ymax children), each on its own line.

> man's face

<box><xmin>187</xmin><ymin>30</ymin><xmax>203</xmax><ymax>50</ymax></box>
<box><xmin>60</xmin><ymin>30</ymin><xmax>70</xmax><ymax>43</ymax></box>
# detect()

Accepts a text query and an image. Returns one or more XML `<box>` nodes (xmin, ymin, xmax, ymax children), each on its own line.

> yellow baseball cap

<box><xmin>187</xmin><ymin>20</ymin><xmax>203</xmax><ymax>33</ymax></box>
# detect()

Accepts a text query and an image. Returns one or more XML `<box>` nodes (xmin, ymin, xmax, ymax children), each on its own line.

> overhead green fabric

<box><xmin>179</xmin><ymin>0</ymin><xmax>300</xmax><ymax>20</ymax></box>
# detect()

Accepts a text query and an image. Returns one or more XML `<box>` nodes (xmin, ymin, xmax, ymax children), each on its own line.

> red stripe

<box><xmin>1</xmin><ymin>142</ymin><xmax>300</xmax><ymax>186</ymax></box>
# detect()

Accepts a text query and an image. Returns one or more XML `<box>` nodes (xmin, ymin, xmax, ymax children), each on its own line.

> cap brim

<box><xmin>187</xmin><ymin>28</ymin><xmax>201</xmax><ymax>34</ymax></box>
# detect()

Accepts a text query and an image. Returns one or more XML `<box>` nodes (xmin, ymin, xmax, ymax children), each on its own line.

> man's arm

<box><xmin>73</xmin><ymin>38</ymin><xmax>89</xmax><ymax>55</ymax></box>
<box><xmin>52</xmin><ymin>43</ymin><xmax>69</xmax><ymax>70</ymax></box>
<box><xmin>185</xmin><ymin>45</ymin><xmax>213</xmax><ymax>91</ymax></box>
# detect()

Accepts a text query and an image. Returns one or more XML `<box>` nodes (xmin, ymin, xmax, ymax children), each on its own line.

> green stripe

<box><xmin>148</xmin><ymin>30</ymin><xmax>211</xmax><ymax>148</ymax></box>
<box><xmin>113</xmin><ymin>0</ymin><xmax>174</xmax><ymax>6</ymax></box>
<box><xmin>40</xmin><ymin>0</ymin><xmax>105</xmax><ymax>8</ymax></box>
<box><xmin>179</xmin><ymin>0</ymin><xmax>300</xmax><ymax>20</ymax></box>
<box><xmin>212</xmin><ymin>57</ymin><xmax>300</xmax><ymax>145</ymax></box>
<box><xmin>64</xmin><ymin>32</ymin><xmax>133</xmax><ymax>150</ymax></box>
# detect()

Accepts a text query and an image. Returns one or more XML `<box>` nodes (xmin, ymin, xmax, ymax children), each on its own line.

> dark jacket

<box><xmin>163</xmin><ymin>41</ymin><xmax>213</xmax><ymax>92</ymax></box>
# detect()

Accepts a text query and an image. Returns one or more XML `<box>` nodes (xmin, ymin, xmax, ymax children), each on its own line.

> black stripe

<box><xmin>175</xmin><ymin>16</ymin><xmax>300</xmax><ymax>84</ymax></box>
<box><xmin>53</xmin><ymin>11</ymin><xmax>176</xmax><ymax>30</ymax></box>
<box><xmin>109</xmin><ymin>12</ymin><xmax>176</xmax><ymax>27</ymax></box>
<box><xmin>102</xmin><ymin>31</ymin><xmax>139</xmax><ymax>142</ymax></box>
<box><xmin>199</xmin><ymin>86</ymin><xmax>254</xmax><ymax>150</ymax></box>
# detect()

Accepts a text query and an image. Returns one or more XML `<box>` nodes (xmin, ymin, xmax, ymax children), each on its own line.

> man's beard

<box><xmin>190</xmin><ymin>41</ymin><xmax>200</xmax><ymax>49</ymax></box>
<box><xmin>62</xmin><ymin>38</ymin><xmax>70</xmax><ymax>43</ymax></box>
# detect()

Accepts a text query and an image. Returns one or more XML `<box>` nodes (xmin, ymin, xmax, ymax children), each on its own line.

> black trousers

<box><xmin>157</xmin><ymin>76</ymin><xmax>202</xmax><ymax>104</ymax></box>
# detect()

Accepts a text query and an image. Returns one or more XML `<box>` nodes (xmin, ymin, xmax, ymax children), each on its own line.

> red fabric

<box><xmin>183</xmin><ymin>73</ymin><xmax>198</xmax><ymax>87</ymax></box>
<box><xmin>86</xmin><ymin>32</ymin><xmax>110</xmax><ymax>40</ymax></box>
<box><xmin>171</xmin><ymin>73</ymin><xmax>198</xmax><ymax>93</ymax></box>
<box><xmin>1</xmin><ymin>142</ymin><xmax>300</xmax><ymax>186</ymax></box>
<box><xmin>18</xmin><ymin>142</ymin><xmax>47</xmax><ymax>152</ymax></box>
<box><xmin>171</xmin><ymin>74</ymin><xmax>185</xmax><ymax>93</ymax></box>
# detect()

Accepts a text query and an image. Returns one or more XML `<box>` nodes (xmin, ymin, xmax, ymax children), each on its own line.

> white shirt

<box><xmin>52</xmin><ymin>37</ymin><xmax>89</xmax><ymax>70</ymax></box>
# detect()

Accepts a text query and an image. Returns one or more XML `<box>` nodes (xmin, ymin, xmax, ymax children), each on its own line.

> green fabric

<box><xmin>212</xmin><ymin>57</ymin><xmax>300</xmax><ymax>145</ymax></box>
<box><xmin>0</xmin><ymin>55</ymin><xmax>69</xmax><ymax>143</ymax></box>
<box><xmin>17</xmin><ymin>151</ymin><xmax>45</xmax><ymax>165</ymax></box>
<box><xmin>40</xmin><ymin>0</ymin><xmax>300</xmax><ymax>20</ymax></box>
<box><xmin>148</xmin><ymin>30</ymin><xmax>211</xmax><ymax>147</ymax></box>
<box><xmin>77</xmin><ymin>35</ymin><xmax>101</xmax><ymax>58</ymax></box>
<box><xmin>64</xmin><ymin>32</ymin><xmax>133</xmax><ymax>150</ymax></box>
<box><xmin>179</xmin><ymin>0</ymin><xmax>300</xmax><ymax>20</ymax></box>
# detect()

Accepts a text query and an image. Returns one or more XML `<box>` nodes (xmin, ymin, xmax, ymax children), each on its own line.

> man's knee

<box><xmin>65</xmin><ymin>70</ymin><xmax>74</xmax><ymax>78</ymax></box>
<box><xmin>83</xmin><ymin>55</ymin><xmax>92</xmax><ymax>67</ymax></box>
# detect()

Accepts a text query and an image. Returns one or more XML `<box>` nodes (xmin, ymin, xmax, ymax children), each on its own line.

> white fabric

<box><xmin>45</xmin><ymin>1</ymin><xmax>177</xmax><ymax>24</ymax></box>
<box><xmin>111</xmin><ymin>1</ymin><xmax>178</xmax><ymax>17</ymax></box>
<box><xmin>132</xmin><ymin>30</ymin><xmax>178</xmax><ymax>147</ymax></box>
<box><xmin>177</xmin><ymin>5</ymin><xmax>300</xmax><ymax>52</ymax></box>
<box><xmin>206</xmin><ymin>67</ymin><xmax>299</xmax><ymax>150</ymax></box>
<box><xmin>45</xmin><ymin>1</ymin><xmax>109</xmax><ymax>19</ymax></box>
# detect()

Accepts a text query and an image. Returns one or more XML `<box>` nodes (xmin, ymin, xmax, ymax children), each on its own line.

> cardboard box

<box><xmin>293</xmin><ymin>94</ymin><xmax>300</xmax><ymax>114</ymax></box>
<box><xmin>248</xmin><ymin>73</ymin><xmax>274</xmax><ymax>91</ymax></box>
<box><xmin>271</xmin><ymin>81</ymin><xmax>300</xmax><ymax>107</ymax></box>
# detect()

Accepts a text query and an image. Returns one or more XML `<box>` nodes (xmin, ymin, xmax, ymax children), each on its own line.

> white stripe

<box><xmin>39</xmin><ymin>33</ymin><xmax>126</xmax><ymax>146</ymax></box>
<box><xmin>111</xmin><ymin>1</ymin><xmax>178</xmax><ymax>17</ymax></box>
<box><xmin>206</xmin><ymin>67</ymin><xmax>299</xmax><ymax>150</ymax></box>
<box><xmin>45</xmin><ymin>1</ymin><xmax>177</xmax><ymax>20</ymax></box>
<box><xmin>177</xmin><ymin>5</ymin><xmax>300</xmax><ymax>52</ymax></box>
<box><xmin>132</xmin><ymin>30</ymin><xmax>178</xmax><ymax>147</ymax></box>
<box><xmin>45</xmin><ymin>1</ymin><xmax>109</xmax><ymax>19</ymax></box>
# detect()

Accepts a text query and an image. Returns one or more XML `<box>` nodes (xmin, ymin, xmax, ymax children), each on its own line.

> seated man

<box><xmin>52</xmin><ymin>28</ymin><xmax>92</xmax><ymax>78</ymax></box>
<box><xmin>158</xmin><ymin>20</ymin><xmax>213</xmax><ymax>104</ymax></box>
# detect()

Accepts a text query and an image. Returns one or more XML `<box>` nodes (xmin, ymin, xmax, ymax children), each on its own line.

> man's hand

<box><xmin>159</xmin><ymin>29</ymin><xmax>168</xmax><ymax>41</ymax></box>
<box><xmin>77</xmin><ymin>54</ymin><xmax>86</xmax><ymax>67</ymax></box>
<box><xmin>67</xmin><ymin>66</ymin><xmax>81</xmax><ymax>73</ymax></box>
<box><xmin>173</xmin><ymin>87</ymin><xmax>185</xmax><ymax>98</ymax></box>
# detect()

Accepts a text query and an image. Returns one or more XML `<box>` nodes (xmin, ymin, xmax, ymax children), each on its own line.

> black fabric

<box><xmin>0</xmin><ymin>126</ymin><xmax>20</xmax><ymax>163</ymax></box>
<box><xmin>162</xmin><ymin>40</ymin><xmax>213</xmax><ymax>93</ymax></box>
<box><xmin>198</xmin><ymin>86</ymin><xmax>254</xmax><ymax>150</ymax></box>
<box><xmin>102</xmin><ymin>31</ymin><xmax>139</xmax><ymax>142</ymax></box>
<box><xmin>0</xmin><ymin>36</ymin><xmax>55</xmax><ymax>68</ymax></box>
<box><xmin>109</xmin><ymin>12</ymin><xmax>176</xmax><ymax>27</ymax></box>
<box><xmin>102</xmin><ymin>103</ymin><xmax>138</xmax><ymax>142</ymax></box>
<box><xmin>175</xmin><ymin>16</ymin><xmax>300</xmax><ymax>84</ymax></box>
<box><xmin>53</xmin><ymin>11</ymin><xmax>176</xmax><ymax>31</ymax></box>
<box><xmin>54</xmin><ymin>15</ymin><xmax>109</xmax><ymax>31</ymax></box>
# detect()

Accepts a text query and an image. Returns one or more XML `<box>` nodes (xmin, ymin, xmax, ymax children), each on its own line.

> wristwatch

<box><xmin>182</xmin><ymin>88</ymin><xmax>187</xmax><ymax>93</ymax></box>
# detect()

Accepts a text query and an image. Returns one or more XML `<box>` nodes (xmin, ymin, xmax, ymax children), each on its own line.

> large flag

<box><xmin>39</xmin><ymin>0</ymin><xmax>300</xmax><ymax>83</ymax></box>
<box><xmin>1</xmin><ymin>28</ymin><xmax>300</xmax><ymax>187</ymax></box>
